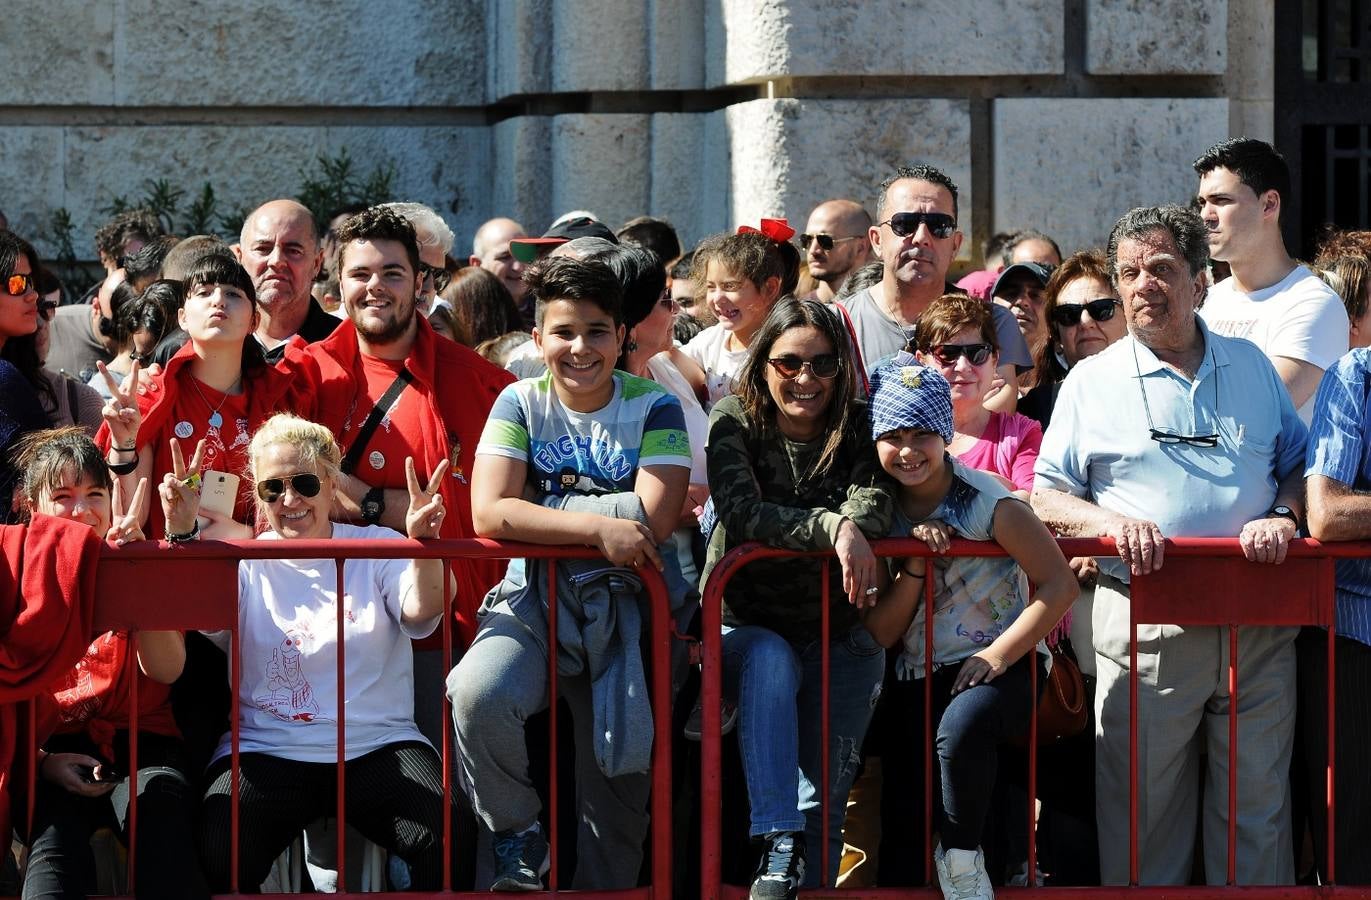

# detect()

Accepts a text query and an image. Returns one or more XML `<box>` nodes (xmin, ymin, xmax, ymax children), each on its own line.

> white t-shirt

<box><xmin>1200</xmin><ymin>265</ymin><xmax>1348</xmax><ymax>423</ymax></box>
<box><xmin>209</xmin><ymin>523</ymin><xmax>438</xmax><ymax>764</ymax></box>
<box><xmin>682</xmin><ymin>323</ymin><xmax>749</xmax><ymax>408</ymax></box>
<box><xmin>647</xmin><ymin>352</ymin><xmax>709</xmax><ymax>484</ymax></box>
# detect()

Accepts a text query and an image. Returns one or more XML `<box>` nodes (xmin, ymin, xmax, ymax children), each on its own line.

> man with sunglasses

<box><xmin>1194</xmin><ymin>138</ymin><xmax>1347</xmax><ymax>424</ymax></box>
<box><xmin>1033</xmin><ymin>205</ymin><xmax>1307</xmax><ymax>887</ymax></box>
<box><xmin>839</xmin><ymin>165</ymin><xmax>1030</xmax><ymax>410</ymax></box>
<box><xmin>799</xmin><ymin>199</ymin><xmax>873</xmax><ymax>303</ymax></box>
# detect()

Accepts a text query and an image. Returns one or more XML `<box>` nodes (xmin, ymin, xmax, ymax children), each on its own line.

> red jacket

<box><xmin>305</xmin><ymin>316</ymin><xmax>513</xmax><ymax>648</ymax></box>
<box><xmin>0</xmin><ymin>515</ymin><xmax>101</xmax><ymax>842</ymax></box>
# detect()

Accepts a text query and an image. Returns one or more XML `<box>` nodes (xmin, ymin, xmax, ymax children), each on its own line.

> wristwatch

<box><xmin>1267</xmin><ymin>505</ymin><xmax>1298</xmax><ymax>526</ymax></box>
<box><xmin>361</xmin><ymin>486</ymin><xmax>385</xmax><ymax>525</ymax></box>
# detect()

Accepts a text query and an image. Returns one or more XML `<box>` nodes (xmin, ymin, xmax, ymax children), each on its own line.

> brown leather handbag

<box><xmin>1031</xmin><ymin>645</ymin><xmax>1089</xmax><ymax>745</ymax></box>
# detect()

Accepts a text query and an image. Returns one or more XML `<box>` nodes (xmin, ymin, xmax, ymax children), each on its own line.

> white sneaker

<box><xmin>934</xmin><ymin>843</ymin><xmax>994</xmax><ymax>900</ymax></box>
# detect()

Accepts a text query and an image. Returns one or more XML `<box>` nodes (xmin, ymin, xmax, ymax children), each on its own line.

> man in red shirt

<box><xmin>306</xmin><ymin>207</ymin><xmax>513</xmax><ymax>651</ymax></box>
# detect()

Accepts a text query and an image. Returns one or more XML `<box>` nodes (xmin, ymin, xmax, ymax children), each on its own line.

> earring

<box><xmin>625</xmin><ymin>339</ymin><xmax>638</xmax><ymax>353</ymax></box>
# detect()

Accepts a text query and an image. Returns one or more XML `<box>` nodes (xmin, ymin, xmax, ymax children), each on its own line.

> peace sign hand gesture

<box><xmin>159</xmin><ymin>438</ymin><xmax>206</xmax><ymax>538</ymax></box>
<box><xmin>98</xmin><ymin>360</ymin><xmax>143</xmax><ymax>452</ymax></box>
<box><xmin>404</xmin><ymin>457</ymin><xmax>449</xmax><ymax>540</ymax></box>
<box><xmin>106</xmin><ymin>476</ymin><xmax>149</xmax><ymax>545</ymax></box>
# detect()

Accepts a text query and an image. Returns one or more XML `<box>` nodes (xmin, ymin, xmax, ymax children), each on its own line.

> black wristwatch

<box><xmin>360</xmin><ymin>486</ymin><xmax>385</xmax><ymax>525</ymax></box>
<box><xmin>1267</xmin><ymin>505</ymin><xmax>1298</xmax><ymax>526</ymax></box>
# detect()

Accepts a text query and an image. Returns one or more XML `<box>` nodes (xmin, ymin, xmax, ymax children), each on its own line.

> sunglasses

<box><xmin>4</xmin><ymin>273</ymin><xmax>34</xmax><ymax>296</ymax></box>
<box><xmin>799</xmin><ymin>233</ymin><xmax>863</xmax><ymax>251</ymax></box>
<box><xmin>929</xmin><ymin>342</ymin><xmax>994</xmax><ymax>366</ymax></box>
<box><xmin>38</xmin><ymin>299</ymin><xmax>57</xmax><ymax>321</ymax></box>
<box><xmin>1050</xmin><ymin>298</ymin><xmax>1122</xmax><ymax>328</ymax></box>
<box><xmin>880</xmin><ymin>212</ymin><xmax>957</xmax><ymax>240</ymax></box>
<box><xmin>255</xmin><ymin>473</ymin><xmax>322</xmax><ymax>503</ymax></box>
<box><xmin>418</xmin><ymin>263</ymin><xmax>451</xmax><ymax>292</ymax></box>
<box><xmin>767</xmin><ymin>353</ymin><xmax>840</xmax><ymax>379</ymax></box>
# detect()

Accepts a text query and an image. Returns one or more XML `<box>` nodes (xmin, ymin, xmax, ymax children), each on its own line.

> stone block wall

<box><xmin>3</xmin><ymin>0</ymin><xmax>1269</xmax><ymax>268</ymax></box>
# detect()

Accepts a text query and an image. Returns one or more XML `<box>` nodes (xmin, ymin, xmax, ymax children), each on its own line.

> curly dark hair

<box><xmin>332</xmin><ymin>206</ymin><xmax>420</xmax><ymax>279</ymax></box>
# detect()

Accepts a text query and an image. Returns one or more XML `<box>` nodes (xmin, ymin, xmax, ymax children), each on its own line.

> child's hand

<box><xmin>106</xmin><ymin>476</ymin><xmax>148</xmax><ymax>545</ymax></box>
<box><xmin>159</xmin><ymin>438</ymin><xmax>205</xmax><ymax>537</ymax></box>
<box><xmin>596</xmin><ymin>518</ymin><xmax>663</xmax><ymax>571</ymax></box>
<box><xmin>952</xmin><ymin>649</ymin><xmax>1008</xmax><ymax>693</ymax></box>
<box><xmin>910</xmin><ymin>518</ymin><xmax>952</xmax><ymax>553</ymax></box>
<box><xmin>1069</xmin><ymin>556</ymin><xmax>1099</xmax><ymax>587</ymax></box>
<box><xmin>835</xmin><ymin>519</ymin><xmax>879</xmax><ymax>609</ymax></box>
<box><xmin>98</xmin><ymin>360</ymin><xmax>143</xmax><ymax>451</ymax></box>
<box><xmin>40</xmin><ymin>752</ymin><xmax>116</xmax><ymax>797</ymax></box>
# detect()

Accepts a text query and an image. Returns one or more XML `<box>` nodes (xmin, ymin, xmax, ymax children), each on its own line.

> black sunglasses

<box><xmin>256</xmin><ymin>473</ymin><xmax>323</xmax><ymax>503</ymax></box>
<box><xmin>880</xmin><ymin>212</ymin><xmax>957</xmax><ymax>240</ymax></box>
<box><xmin>929</xmin><ymin>342</ymin><xmax>993</xmax><ymax>366</ymax></box>
<box><xmin>767</xmin><ymin>353</ymin><xmax>840</xmax><ymax>379</ymax></box>
<box><xmin>38</xmin><ymin>299</ymin><xmax>58</xmax><ymax>321</ymax></box>
<box><xmin>4</xmin><ymin>273</ymin><xmax>34</xmax><ymax>296</ymax></box>
<box><xmin>419</xmin><ymin>263</ymin><xmax>451</xmax><ymax>292</ymax></box>
<box><xmin>1051</xmin><ymin>298</ymin><xmax>1122</xmax><ymax>328</ymax></box>
<box><xmin>799</xmin><ymin>233</ymin><xmax>863</xmax><ymax>251</ymax></box>
<box><xmin>1134</xmin><ymin>343</ymin><xmax>1220</xmax><ymax>448</ymax></box>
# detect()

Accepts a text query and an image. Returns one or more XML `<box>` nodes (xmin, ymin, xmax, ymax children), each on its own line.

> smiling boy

<box><xmin>449</xmin><ymin>256</ymin><xmax>690</xmax><ymax>891</ymax></box>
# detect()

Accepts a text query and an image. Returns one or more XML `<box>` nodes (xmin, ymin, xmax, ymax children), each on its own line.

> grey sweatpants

<box><xmin>446</xmin><ymin>608</ymin><xmax>649</xmax><ymax>890</ymax></box>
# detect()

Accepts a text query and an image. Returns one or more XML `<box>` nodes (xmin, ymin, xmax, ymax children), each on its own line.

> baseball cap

<box><xmin>510</xmin><ymin>216</ymin><xmax>618</xmax><ymax>263</ymax></box>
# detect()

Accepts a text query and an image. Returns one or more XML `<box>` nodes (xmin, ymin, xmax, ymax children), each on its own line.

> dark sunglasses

<box><xmin>799</xmin><ymin>233</ymin><xmax>863</xmax><ymax>251</ymax></box>
<box><xmin>1050</xmin><ymin>298</ymin><xmax>1122</xmax><ymax>328</ymax></box>
<box><xmin>419</xmin><ymin>263</ymin><xmax>451</xmax><ymax>292</ymax></box>
<box><xmin>880</xmin><ymin>212</ymin><xmax>957</xmax><ymax>239</ymax></box>
<box><xmin>38</xmin><ymin>299</ymin><xmax>58</xmax><ymax>321</ymax></box>
<box><xmin>767</xmin><ymin>353</ymin><xmax>841</xmax><ymax>379</ymax></box>
<box><xmin>256</xmin><ymin>473</ymin><xmax>322</xmax><ymax>503</ymax></box>
<box><xmin>929</xmin><ymin>342</ymin><xmax>993</xmax><ymax>366</ymax></box>
<box><xmin>4</xmin><ymin>273</ymin><xmax>34</xmax><ymax>296</ymax></box>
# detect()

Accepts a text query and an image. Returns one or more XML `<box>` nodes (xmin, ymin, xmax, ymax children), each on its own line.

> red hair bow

<box><xmin>737</xmin><ymin>218</ymin><xmax>796</xmax><ymax>242</ymax></box>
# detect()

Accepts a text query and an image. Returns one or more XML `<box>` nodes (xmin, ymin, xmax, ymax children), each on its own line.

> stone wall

<box><xmin>1</xmin><ymin>0</ymin><xmax>1269</xmax><ymax>267</ymax></box>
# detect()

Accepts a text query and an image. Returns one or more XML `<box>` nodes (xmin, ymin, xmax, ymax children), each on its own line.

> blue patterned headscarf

<box><xmin>867</xmin><ymin>352</ymin><xmax>954</xmax><ymax>443</ymax></box>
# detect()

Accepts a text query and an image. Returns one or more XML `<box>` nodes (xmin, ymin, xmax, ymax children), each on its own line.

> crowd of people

<box><xmin>2</xmin><ymin>135</ymin><xmax>1371</xmax><ymax>900</ymax></box>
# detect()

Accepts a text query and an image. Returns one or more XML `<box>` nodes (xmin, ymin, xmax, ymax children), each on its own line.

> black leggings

<box><xmin>22</xmin><ymin>730</ymin><xmax>208</xmax><ymax>900</ymax></box>
<box><xmin>199</xmin><ymin>740</ymin><xmax>457</xmax><ymax>893</ymax></box>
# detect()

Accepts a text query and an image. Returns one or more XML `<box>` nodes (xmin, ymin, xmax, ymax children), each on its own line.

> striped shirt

<box><xmin>1304</xmin><ymin>348</ymin><xmax>1371</xmax><ymax>647</ymax></box>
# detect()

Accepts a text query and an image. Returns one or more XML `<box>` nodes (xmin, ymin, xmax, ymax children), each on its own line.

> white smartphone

<box><xmin>198</xmin><ymin>470</ymin><xmax>241</xmax><ymax>518</ymax></box>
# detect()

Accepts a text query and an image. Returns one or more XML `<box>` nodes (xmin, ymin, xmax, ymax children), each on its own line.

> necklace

<box><xmin>189</xmin><ymin>376</ymin><xmax>231</xmax><ymax>429</ymax></box>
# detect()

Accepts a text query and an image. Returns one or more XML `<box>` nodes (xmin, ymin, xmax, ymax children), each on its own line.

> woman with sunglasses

<box><xmin>703</xmin><ymin>296</ymin><xmax>893</xmax><ymax>896</ymax></box>
<box><xmin>97</xmin><ymin>254</ymin><xmax>312</xmax><ymax>540</ymax></box>
<box><xmin>1019</xmin><ymin>250</ymin><xmax>1127</xmax><ymax>430</ymax></box>
<box><xmin>911</xmin><ymin>294</ymin><xmax>1043</xmax><ymax>499</ymax></box>
<box><xmin>187</xmin><ymin>413</ymin><xmax>459</xmax><ymax>892</ymax></box>
<box><xmin>31</xmin><ymin>265</ymin><xmax>106</xmax><ymax>433</ymax></box>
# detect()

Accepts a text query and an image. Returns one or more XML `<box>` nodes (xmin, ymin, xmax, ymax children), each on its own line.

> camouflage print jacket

<box><xmin>702</xmin><ymin>394</ymin><xmax>894</xmax><ymax>644</ymax></box>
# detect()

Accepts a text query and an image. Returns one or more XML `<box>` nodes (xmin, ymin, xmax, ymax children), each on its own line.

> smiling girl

<box><xmin>683</xmin><ymin>228</ymin><xmax>800</xmax><ymax>407</ymax></box>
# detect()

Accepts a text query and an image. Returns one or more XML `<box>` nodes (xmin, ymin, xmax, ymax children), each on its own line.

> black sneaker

<box><xmin>684</xmin><ymin>697</ymin><xmax>738</xmax><ymax>741</ymax></box>
<box><xmin>750</xmin><ymin>830</ymin><xmax>806</xmax><ymax>900</ymax></box>
<box><xmin>491</xmin><ymin>824</ymin><xmax>550</xmax><ymax>891</ymax></box>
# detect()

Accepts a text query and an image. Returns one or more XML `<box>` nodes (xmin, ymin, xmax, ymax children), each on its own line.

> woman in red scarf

<box><xmin>15</xmin><ymin>427</ymin><xmax>209</xmax><ymax>899</ymax></box>
<box><xmin>98</xmin><ymin>254</ymin><xmax>312</xmax><ymax>540</ymax></box>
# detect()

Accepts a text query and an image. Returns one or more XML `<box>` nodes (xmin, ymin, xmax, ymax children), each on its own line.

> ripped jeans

<box><xmin>722</xmin><ymin>622</ymin><xmax>885</xmax><ymax>886</ymax></box>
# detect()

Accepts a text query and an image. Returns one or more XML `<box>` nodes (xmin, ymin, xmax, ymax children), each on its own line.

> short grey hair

<box><xmin>380</xmin><ymin>202</ymin><xmax>454</xmax><ymax>255</ymax></box>
<box><xmin>1106</xmin><ymin>205</ymin><xmax>1208</xmax><ymax>281</ymax></box>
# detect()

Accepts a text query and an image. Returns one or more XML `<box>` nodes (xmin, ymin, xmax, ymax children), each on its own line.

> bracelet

<box><xmin>108</xmin><ymin>453</ymin><xmax>138</xmax><ymax>476</ymax></box>
<box><xmin>902</xmin><ymin>561</ymin><xmax>926</xmax><ymax>579</ymax></box>
<box><xmin>166</xmin><ymin>519</ymin><xmax>200</xmax><ymax>543</ymax></box>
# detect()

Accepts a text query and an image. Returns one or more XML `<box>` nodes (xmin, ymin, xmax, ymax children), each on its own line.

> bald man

<box><xmin>470</xmin><ymin>216</ymin><xmax>528</xmax><ymax>317</ymax></box>
<box><xmin>235</xmin><ymin>199</ymin><xmax>339</xmax><ymax>360</ymax></box>
<box><xmin>801</xmin><ymin>199</ymin><xmax>874</xmax><ymax>303</ymax></box>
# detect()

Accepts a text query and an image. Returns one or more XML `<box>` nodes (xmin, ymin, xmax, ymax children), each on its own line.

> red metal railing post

<box><xmin>1324</xmin><ymin>559</ymin><xmax>1337</xmax><ymax>885</ymax></box>
<box><xmin>645</xmin><ymin>561</ymin><xmax>674</xmax><ymax>898</ymax></box>
<box><xmin>1129</xmin><ymin>585</ymin><xmax>1139</xmax><ymax>887</ymax></box>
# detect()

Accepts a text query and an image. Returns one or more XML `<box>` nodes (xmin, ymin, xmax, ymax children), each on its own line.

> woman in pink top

<box><xmin>911</xmin><ymin>294</ymin><xmax>1042</xmax><ymax>497</ymax></box>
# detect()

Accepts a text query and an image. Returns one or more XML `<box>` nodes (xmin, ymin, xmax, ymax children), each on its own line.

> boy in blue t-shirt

<box><xmin>447</xmin><ymin>256</ymin><xmax>690</xmax><ymax>891</ymax></box>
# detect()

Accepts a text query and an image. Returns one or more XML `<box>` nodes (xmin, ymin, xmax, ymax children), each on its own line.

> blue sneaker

<box><xmin>491</xmin><ymin>824</ymin><xmax>549</xmax><ymax>891</ymax></box>
<box><xmin>750</xmin><ymin>831</ymin><xmax>805</xmax><ymax>900</ymax></box>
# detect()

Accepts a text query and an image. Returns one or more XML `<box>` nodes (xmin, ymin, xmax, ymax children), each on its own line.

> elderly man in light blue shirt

<box><xmin>1033</xmin><ymin>205</ymin><xmax>1307</xmax><ymax>887</ymax></box>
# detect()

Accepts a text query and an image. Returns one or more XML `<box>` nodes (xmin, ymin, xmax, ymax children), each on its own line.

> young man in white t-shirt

<box><xmin>1194</xmin><ymin>138</ymin><xmax>1348</xmax><ymax>422</ymax></box>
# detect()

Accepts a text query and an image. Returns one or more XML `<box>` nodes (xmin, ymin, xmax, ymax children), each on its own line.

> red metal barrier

<box><xmin>16</xmin><ymin>537</ymin><xmax>676</xmax><ymax>898</ymax></box>
<box><xmin>698</xmin><ymin>536</ymin><xmax>1371</xmax><ymax>899</ymax></box>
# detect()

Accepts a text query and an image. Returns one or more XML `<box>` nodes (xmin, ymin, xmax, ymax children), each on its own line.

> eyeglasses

<box><xmin>38</xmin><ymin>300</ymin><xmax>57</xmax><ymax>321</ymax></box>
<box><xmin>1133</xmin><ymin>343</ymin><xmax>1219</xmax><ymax>448</ymax></box>
<box><xmin>4</xmin><ymin>273</ymin><xmax>34</xmax><ymax>296</ymax></box>
<box><xmin>255</xmin><ymin>472</ymin><xmax>323</xmax><ymax>503</ymax></box>
<box><xmin>929</xmin><ymin>342</ymin><xmax>994</xmax><ymax>366</ymax></box>
<box><xmin>879</xmin><ymin>212</ymin><xmax>957</xmax><ymax>240</ymax></box>
<box><xmin>1050</xmin><ymin>298</ymin><xmax>1122</xmax><ymax>328</ymax></box>
<box><xmin>418</xmin><ymin>263</ymin><xmax>451</xmax><ymax>292</ymax></box>
<box><xmin>767</xmin><ymin>353</ymin><xmax>840</xmax><ymax>379</ymax></box>
<box><xmin>799</xmin><ymin>233</ymin><xmax>863</xmax><ymax>251</ymax></box>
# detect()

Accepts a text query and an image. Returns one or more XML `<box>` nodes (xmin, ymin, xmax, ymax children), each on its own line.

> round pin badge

<box><xmin>368</xmin><ymin>450</ymin><xmax>386</xmax><ymax>470</ymax></box>
<box><xmin>174</xmin><ymin>420</ymin><xmax>194</xmax><ymax>439</ymax></box>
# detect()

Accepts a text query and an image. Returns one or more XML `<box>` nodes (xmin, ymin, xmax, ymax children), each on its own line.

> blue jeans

<box><xmin>722</xmin><ymin>623</ymin><xmax>885</xmax><ymax>887</ymax></box>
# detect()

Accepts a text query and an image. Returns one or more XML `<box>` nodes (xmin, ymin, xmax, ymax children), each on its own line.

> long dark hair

<box><xmin>736</xmin><ymin>296</ymin><xmax>858</xmax><ymax>481</ymax></box>
<box><xmin>0</xmin><ymin>231</ymin><xmax>52</xmax><ymax>408</ymax></box>
<box><xmin>444</xmin><ymin>267</ymin><xmax>523</xmax><ymax>346</ymax></box>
